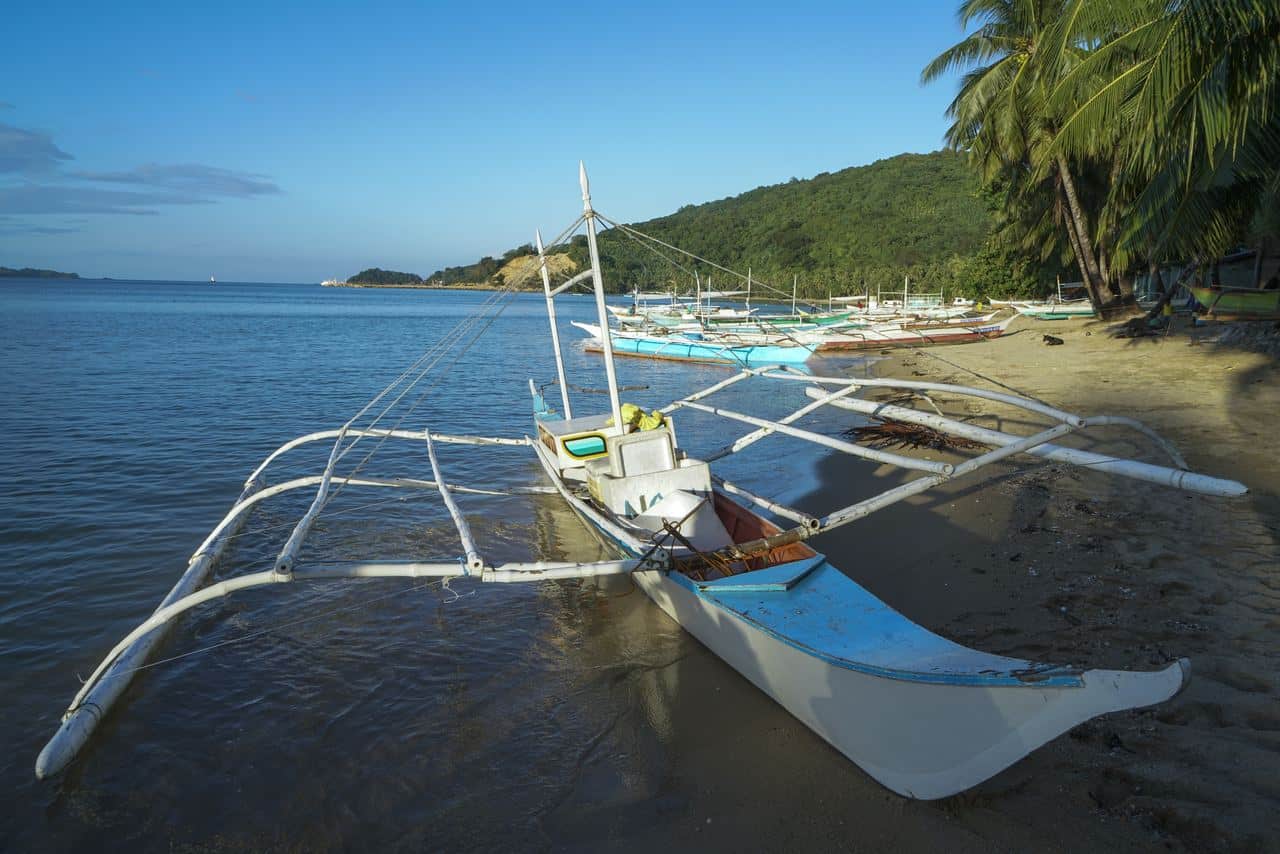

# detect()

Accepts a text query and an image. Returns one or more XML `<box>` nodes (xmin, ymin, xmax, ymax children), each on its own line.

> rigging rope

<box><xmin>304</xmin><ymin>215</ymin><xmax>588</xmax><ymax>526</ymax></box>
<box><xmin>596</xmin><ymin>212</ymin><xmax>823</xmax><ymax>308</ymax></box>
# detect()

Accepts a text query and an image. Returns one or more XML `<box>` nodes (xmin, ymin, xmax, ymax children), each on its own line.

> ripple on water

<box><xmin>1</xmin><ymin>280</ymin><xmax>853</xmax><ymax>850</ymax></box>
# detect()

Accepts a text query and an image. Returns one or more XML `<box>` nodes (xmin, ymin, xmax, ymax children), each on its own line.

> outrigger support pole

<box><xmin>34</xmin><ymin>427</ymin><xmax>541</xmax><ymax>780</ymax></box>
<box><xmin>801</xmin><ymin>388</ymin><xmax>1242</xmax><ymax>496</ymax></box>
<box><xmin>674</xmin><ymin>399</ymin><xmax>955</xmax><ymax>475</ymax></box>
<box><xmin>426</xmin><ymin>432</ymin><xmax>484</xmax><ymax>573</ymax></box>
<box><xmin>703</xmin><ymin>380</ymin><xmax>865</xmax><ymax>462</ymax></box>
<box><xmin>536</xmin><ymin>229</ymin><xmax>573</xmax><ymax>419</ymax></box>
<box><xmin>34</xmin><ymin>475</ymin><xmax>264</xmax><ymax>779</ymax></box>
<box><xmin>35</xmin><ymin>554</ymin><xmax>649</xmax><ymax>778</ymax></box>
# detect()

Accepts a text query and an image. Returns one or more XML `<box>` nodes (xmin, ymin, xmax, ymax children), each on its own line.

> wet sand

<box><xmin>784</xmin><ymin>317</ymin><xmax>1279</xmax><ymax>852</ymax></box>
<box><xmin>531</xmin><ymin>317</ymin><xmax>1278</xmax><ymax>853</ymax></box>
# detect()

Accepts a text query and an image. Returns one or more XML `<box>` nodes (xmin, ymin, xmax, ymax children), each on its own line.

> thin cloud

<box><xmin>0</xmin><ymin>122</ymin><xmax>74</xmax><ymax>174</ymax></box>
<box><xmin>0</xmin><ymin>183</ymin><xmax>210</xmax><ymax>215</ymax></box>
<box><xmin>74</xmin><ymin>163</ymin><xmax>281</xmax><ymax>197</ymax></box>
<box><xmin>0</xmin><ymin>216</ymin><xmax>81</xmax><ymax>235</ymax></box>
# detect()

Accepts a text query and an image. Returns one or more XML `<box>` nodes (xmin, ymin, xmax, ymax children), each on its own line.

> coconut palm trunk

<box><xmin>1055</xmin><ymin>155</ymin><xmax>1107</xmax><ymax>310</ymax></box>
<box><xmin>1061</xmin><ymin>200</ymin><xmax>1094</xmax><ymax>293</ymax></box>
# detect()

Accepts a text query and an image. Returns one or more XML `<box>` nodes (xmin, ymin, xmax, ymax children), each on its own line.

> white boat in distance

<box><xmin>34</xmin><ymin>164</ymin><xmax>1247</xmax><ymax>801</ymax></box>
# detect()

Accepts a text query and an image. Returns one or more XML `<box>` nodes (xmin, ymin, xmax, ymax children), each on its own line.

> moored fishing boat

<box><xmin>572</xmin><ymin>320</ymin><xmax>816</xmax><ymax>366</ymax></box>
<box><xmin>1013</xmin><ymin>300</ymin><xmax>1095</xmax><ymax>319</ymax></box>
<box><xmin>1189</xmin><ymin>285</ymin><xmax>1280</xmax><ymax>319</ymax></box>
<box><xmin>35</xmin><ymin>164</ymin><xmax>1248</xmax><ymax>802</ymax></box>
<box><xmin>812</xmin><ymin>313</ymin><xmax>1016</xmax><ymax>351</ymax></box>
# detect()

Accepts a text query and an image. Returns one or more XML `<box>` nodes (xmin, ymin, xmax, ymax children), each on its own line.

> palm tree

<box><xmin>922</xmin><ymin>0</ymin><xmax>1115</xmax><ymax>310</ymax></box>
<box><xmin>1041</xmin><ymin>0</ymin><xmax>1280</xmax><ymax>269</ymax></box>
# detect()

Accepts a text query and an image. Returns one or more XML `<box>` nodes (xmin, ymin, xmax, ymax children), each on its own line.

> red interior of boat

<box><xmin>696</xmin><ymin>491</ymin><xmax>815</xmax><ymax>578</ymax></box>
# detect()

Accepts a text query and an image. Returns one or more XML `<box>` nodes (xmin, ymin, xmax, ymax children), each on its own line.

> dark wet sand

<box><xmin>561</xmin><ymin>318</ymin><xmax>1279</xmax><ymax>853</ymax></box>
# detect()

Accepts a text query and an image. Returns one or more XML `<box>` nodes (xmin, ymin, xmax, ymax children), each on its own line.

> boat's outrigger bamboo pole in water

<box><xmin>34</xmin><ymin>428</ymin><xmax>597</xmax><ymax>779</ymax></box>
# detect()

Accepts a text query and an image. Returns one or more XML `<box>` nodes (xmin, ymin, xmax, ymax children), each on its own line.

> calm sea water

<box><xmin>0</xmin><ymin>279</ymin><xmax>866</xmax><ymax>851</ymax></box>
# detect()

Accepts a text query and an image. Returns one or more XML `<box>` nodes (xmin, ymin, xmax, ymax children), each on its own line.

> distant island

<box><xmin>340</xmin><ymin>268</ymin><xmax>425</xmax><ymax>286</ymax></box>
<box><xmin>328</xmin><ymin>253</ymin><xmax>577</xmax><ymax>291</ymax></box>
<box><xmin>0</xmin><ymin>266</ymin><xmax>80</xmax><ymax>279</ymax></box>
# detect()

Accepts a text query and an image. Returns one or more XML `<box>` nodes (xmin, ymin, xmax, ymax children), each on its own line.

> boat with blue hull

<box><xmin>572</xmin><ymin>320</ymin><xmax>815</xmax><ymax>366</ymax></box>
<box><xmin>36</xmin><ymin>164</ymin><xmax>1247</xmax><ymax>801</ymax></box>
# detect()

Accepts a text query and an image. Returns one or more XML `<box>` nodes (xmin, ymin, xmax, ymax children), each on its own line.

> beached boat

<box><xmin>1013</xmin><ymin>301</ymin><xmax>1095</xmax><ymax>319</ymax></box>
<box><xmin>1006</xmin><ymin>282</ymin><xmax>1097</xmax><ymax>319</ymax></box>
<box><xmin>35</xmin><ymin>164</ymin><xmax>1248</xmax><ymax>802</ymax></box>
<box><xmin>572</xmin><ymin>320</ymin><xmax>816</xmax><ymax>366</ymax></box>
<box><xmin>1189</xmin><ymin>285</ymin><xmax>1280</xmax><ymax>319</ymax></box>
<box><xmin>812</xmin><ymin>313</ymin><xmax>1016</xmax><ymax>351</ymax></box>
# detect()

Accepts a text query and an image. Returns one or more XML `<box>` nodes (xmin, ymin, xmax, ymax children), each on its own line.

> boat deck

<box><xmin>698</xmin><ymin>560</ymin><xmax>1084</xmax><ymax>687</ymax></box>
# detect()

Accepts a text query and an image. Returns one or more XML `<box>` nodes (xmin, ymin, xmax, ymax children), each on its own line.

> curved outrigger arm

<box><xmin>35</xmin><ymin>555</ymin><xmax>652</xmax><ymax>779</ymax></box>
<box><xmin>35</xmin><ymin>427</ymin><xmax>555</xmax><ymax>780</ymax></box>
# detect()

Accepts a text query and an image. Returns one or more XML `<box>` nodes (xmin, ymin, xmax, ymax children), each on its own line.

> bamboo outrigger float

<box><xmin>37</xmin><ymin>165</ymin><xmax>1248</xmax><ymax>799</ymax></box>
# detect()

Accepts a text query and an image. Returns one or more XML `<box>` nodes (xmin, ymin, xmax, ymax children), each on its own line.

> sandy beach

<box><xmin>502</xmin><ymin>315</ymin><xmax>1279</xmax><ymax>854</ymax></box>
<box><xmin>778</xmin><ymin>316</ymin><xmax>1279</xmax><ymax>852</ymax></box>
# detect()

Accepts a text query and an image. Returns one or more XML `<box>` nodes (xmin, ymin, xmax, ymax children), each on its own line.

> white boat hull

<box><xmin>530</xmin><ymin>440</ymin><xmax>1187</xmax><ymax>800</ymax></box>
<box><xmin>632</xmin><ymin>568</ymin><xmax>1185</xmax><ymax>799</ymax></box>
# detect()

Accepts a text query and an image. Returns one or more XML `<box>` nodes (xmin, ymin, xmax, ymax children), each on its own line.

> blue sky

<box><xmin>1</xmin><ymin>1</ymin><xmax>968</xmax><ymax>281</ymax></box>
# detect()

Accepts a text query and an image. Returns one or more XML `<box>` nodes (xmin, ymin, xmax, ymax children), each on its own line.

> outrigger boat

<box><xmin>812</xmin><ymin>313</ymin><xmax>1016</xmax><ymax>351</ymax></box>
<box><xmin>1189</xmin><ymin>284</ymin><xmax>1280</xmax><ymax>319</ymax></box>
<box><xmin>572</xmin><ymin>320</ymin><xmax>816</xmax><ymax>366</ymax></box>
<box><xmin>665</xmin><ymin>312</ymin><xmax>1014</xmax><ymax>352</ymax></box>
<box><xmin>36</xmin><ymin>165</ymin><xmax>1248</xmax><ymax>801</ymax></box>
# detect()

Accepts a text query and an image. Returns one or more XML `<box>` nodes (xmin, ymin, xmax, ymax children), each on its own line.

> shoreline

<box><xmin>787</xmin><ymin>317</ymin><xmax>1278</xmax><ymax>850</ymax></box>
<box><xmin>324</xmin><ymin>282</ymin><xmax>610</xmax><ymax>293</ymax></box>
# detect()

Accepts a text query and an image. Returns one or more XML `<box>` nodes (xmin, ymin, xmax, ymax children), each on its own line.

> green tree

<box><xmin>922</xmin><ymin>0</ymin><xmax>1117</xmax><ymax>310</ymax></box>
<box><xmin>1042</xmin><ymin>0</ymin><xmax>1280</xmax><ymax>271</ymax></box>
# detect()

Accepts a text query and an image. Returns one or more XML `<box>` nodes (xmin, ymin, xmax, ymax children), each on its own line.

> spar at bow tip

<box><xmin>579</xmin><ymin>160</ymin><xmax>590</xmax><ymax>204</ymax></box>
<box><xmin>535</xmin><ymin>228</ymin><xmax>545</xmax><ymax>254</ymax></box>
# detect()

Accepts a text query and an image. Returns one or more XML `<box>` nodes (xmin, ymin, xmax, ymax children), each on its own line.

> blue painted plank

<box><xmin>696</xmin><ymin>554</ymin><xmax>825</xmax><ymax>592</ymax></box>
<box><xmin>695</xmin><ymin>562</ymin><xmax>1084</xmax><ymax>688</ymax></box>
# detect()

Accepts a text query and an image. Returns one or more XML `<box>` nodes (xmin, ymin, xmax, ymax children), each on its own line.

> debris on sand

<box><xmin>844</xmin><ymin>419</ymin><xmax>987</xmax><ymax>452</ymax></box>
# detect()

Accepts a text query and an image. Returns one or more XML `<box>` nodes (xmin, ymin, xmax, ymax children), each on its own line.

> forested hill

<box><xmin>0</xmin><ymin>266</ymin><xmax>79</xmax><ymax>279</ymax></box>
<box><xmin>429</xmin><ymin>151</ymin><xmax>1048</xmax><ymax>298</ymax></box>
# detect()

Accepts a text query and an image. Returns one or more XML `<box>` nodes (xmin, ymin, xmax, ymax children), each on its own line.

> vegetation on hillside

<box><xmin>347</xmin><ymin>268</ymin><xmax>424</xmax><ymax>286</ymax></box>
<box><xmin>0</xmin><ymin>266</ymin><xmax>79</xmax><ymax>279</ymax></box>
<box><xmin>924</xmin><ymin>0</ymin><xmax>1279</xmax><ymax>313</ymax></box>
<box><xmin>431</xmin><ymin>151</ymin><xmax>1064</xmax><ymax>300</ymax></box>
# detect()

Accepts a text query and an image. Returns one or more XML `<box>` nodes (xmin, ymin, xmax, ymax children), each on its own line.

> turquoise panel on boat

<box><xmin>563</xmin><ymin>434</ymin><xmax>607</xmax><ymax>458</ymax></box>
<box><xmin>690</xmin><ymin>561</ymin><xmax>1084</xmax><ymax>688</ymax></box>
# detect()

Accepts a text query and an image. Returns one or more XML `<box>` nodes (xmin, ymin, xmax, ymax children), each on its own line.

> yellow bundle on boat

<box><xmin>607</xmin><ymin>403</ymin><xmax>666</xmax><ymax>432</ymax></box>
